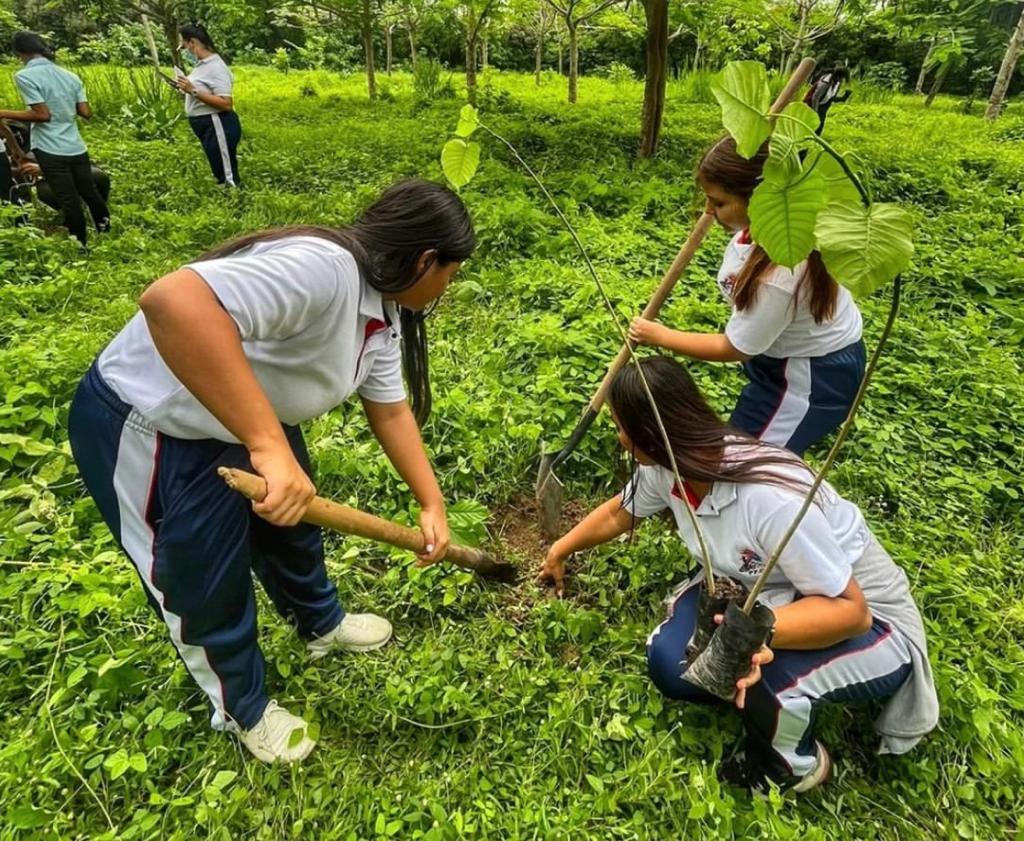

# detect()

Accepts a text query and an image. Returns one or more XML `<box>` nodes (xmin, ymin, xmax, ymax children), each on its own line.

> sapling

<box><xmin>440</xmin><ymin>104</ymin><xmax>718</xmax><ymax>591</ymax></box>
<box><xmin>684</xmin><ymin>61</ymin><xmax>913</xmax><ymax>701</ymax></box>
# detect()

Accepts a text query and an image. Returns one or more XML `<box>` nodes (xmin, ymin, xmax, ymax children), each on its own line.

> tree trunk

<box><xmin>161</xmin><ymin>19</ymin><xmax>179</xmax><ymax>68</ymax></box>
<box><xmin>141</xmin><ymin>14</ymin><xmax>162</xmax><ymax>69</ymax></box>
<box><xmin>924</xmin><ymin>59</ymin><xmax>949</xmax><ymax>107</ymax></box>
<box><xmin>639</xmin><ymin>0</ymin><xmax>668</xmax><ymax>158</ymax></box>
<box><xmin>915</xmin><ymin>36</ymin><xmax>936</xmax><ymax>94</ymax></box>
<box><xmin>407</xmin><ymin>24</ymin><xmax>418</xmax><ymax>67</ymax></box>
<box><xmin>535</xmin><ymin>6</ymin><xmax>546</xmax><ymax>85</ymax></box>
<box><xmin>567</xmin><ymin>21</ymin><xmax>579</xmax><ymax>103</ymax></box>
<box><xmin>466</xmin><ymin>38</ymin><xmax>478</xmax><ymax>104</ymax></box>
<box><xmin>481</xmin><ymin>37</ymin><xmax>489</xmax><ymax>70</ymax></box>
<box><xmin>385</xmin><ymin>25</ymin><xmax>393</xmax><ymax>75</ymax></box>
<box><xmin>558</xmin><ymin>37</ymin><xmax>563</xmax><ymax>75</ymax></box>
<box><xmin>986</xmin><ymin>3</ymin><xmax>1024</xmax><ymax>121</ymax></box>
<box><xmin>362</xmin><ymin>0</ymin><xmax>377</xmax><ymax>100</ymax></box>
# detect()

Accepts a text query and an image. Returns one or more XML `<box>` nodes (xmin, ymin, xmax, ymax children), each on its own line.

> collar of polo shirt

<box><xmin>356</xmin><ymin>276</ymin><xmax>399</xmax><ymax>334</ymax></box>
<box><xmin>698</xmin><ymin>481</ymin><xmax>738</xmax><ymax>517</ymax></box>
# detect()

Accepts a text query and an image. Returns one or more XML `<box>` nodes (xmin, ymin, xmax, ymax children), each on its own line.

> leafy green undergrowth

<box><xmin>0</xmin><ymin>67</ymin><xmax>1022</xmax><ymax>839</ymax></box>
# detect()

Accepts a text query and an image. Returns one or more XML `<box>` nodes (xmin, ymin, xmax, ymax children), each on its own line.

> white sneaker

<box><xmin>238</xmin><ymin>700</ymin><xmax>316</xmax><ymax>764</ymax></box>
<box><xmin>307</xmin><ymin>613</ymin><xmax>393</xmax><ymax>659</ymax></box>
<box><xmin>791</xmin><ymin>741</ymin><xmax>832</xmax><ymax>793</ymax></box>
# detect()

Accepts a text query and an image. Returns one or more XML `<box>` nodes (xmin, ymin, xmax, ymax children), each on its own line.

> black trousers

<box><xmin>188</xmin><ymin>112</ymin><xmax>242</xmax><ymax>187</ymax></box>
<box><xmin>33</xmin><ymin>148</ymin><xmax>110</xmax><ymax>245</ymax></box>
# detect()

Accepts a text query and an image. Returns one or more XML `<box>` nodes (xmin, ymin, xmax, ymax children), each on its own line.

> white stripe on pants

<box><xmin>112</xmin><ymin>413</ymin><xmax>232</xmax><ymax>730</ymax></box>
<box><xmin>772</xmin><ymin>627</ymin><xmax>912</xmax><ymax>775</ymax></box>
<box><xmin>760</xmin><ymin>357</ymin><xmax>812</xmax><ymax>446</ymax></box>
<box><xmin>211</xmin><ymin>113</ymin><xmax>235</xmax><ymax>187</ymax></box>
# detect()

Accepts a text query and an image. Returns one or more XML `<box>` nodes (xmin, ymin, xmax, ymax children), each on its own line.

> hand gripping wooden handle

<box><xmin>218</xmin><ymin>468</ymin><xmax>513</xmax><ymax>580</ymax></box>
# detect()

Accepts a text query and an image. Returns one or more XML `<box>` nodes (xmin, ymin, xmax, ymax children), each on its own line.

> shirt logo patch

<box><xmin>738</xmin><ymin>548</ymin><xmax>764</xmax><ymax>575</ymax></box>
<box><xmin>719</xmin><ymin>274</ymin><xmax>737</xmax><ymax>296</ymax></box>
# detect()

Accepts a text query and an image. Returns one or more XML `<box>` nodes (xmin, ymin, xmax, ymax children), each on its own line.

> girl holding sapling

<box><xmin>68</xmin><ymin>179</ymin><xmax>473</xmax><ymax>765</ymax></box>
<box><xmin>539</xmin><ymin>355</ymin><xmax>937</xmax><ymax>792</ymax></box>
<box><xmin>628</xmin><ymin>137</ymin><xmax>865</xmax><ymax>456</ymax></box>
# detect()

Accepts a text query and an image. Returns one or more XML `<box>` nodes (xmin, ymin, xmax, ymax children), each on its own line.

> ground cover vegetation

<box><xmin>0</xmin><ymin>59</ymin><xmax>1023</xmax><ymax>839</ymax></box>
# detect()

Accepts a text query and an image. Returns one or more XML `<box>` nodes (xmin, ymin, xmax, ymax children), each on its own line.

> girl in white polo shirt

<box><xmin>540</xmin><ymin>356</ymin><xmax>937</xmax><ymax>792</ymax></box>
<box><xmin>67</xmin><ymin>179</ymin><xmax>474</xmax><ymax>764</ymax></box>
<box><xmin>629</xmin><ymin>136</ymin><xmax>865</xmax><ymax>456</ymax></box>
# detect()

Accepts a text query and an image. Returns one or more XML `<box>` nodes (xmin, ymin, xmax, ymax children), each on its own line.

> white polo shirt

<box><xmin>718</xmin><ymin>230</ymin><xmax>862</xmax><ymax>359</ymax></box>
<box><xmin>98</xmin><ymin>236</ymin><xmax>406</xmax><ymax>441</ymax></box>
<box><xmin>184</xmin><ymin>54</ymin><xmax>233</xmax><ymax>117</ymax></box>
<box><xmin>622</xmin><ymin>445</ymin><xmax>870</xmax><ymax>608</ymax></box>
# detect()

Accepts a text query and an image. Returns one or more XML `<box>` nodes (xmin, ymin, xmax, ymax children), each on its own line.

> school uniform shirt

<box><xmin>622</xmin><ymin>446</ymin><xmax>938</xmax><ymax>752</ymax></box>
<box><xmin>13</xmin><ymin>57</ymin><xmax>88</xmax><ymax>156</ymax></box>
<box><xmin>184</xmin><ymin>54</ymin><xmax>234</xmax><ymax>117</ymax></box>
<box><xmin>98</xmin><ymin>236</ymin><xmax>405</xmax><ymax>442</ymax></box>
<box><xmin>719</xmin><ymin>230</ymin><xmax>862</xmax><ymax>358</ymax></box>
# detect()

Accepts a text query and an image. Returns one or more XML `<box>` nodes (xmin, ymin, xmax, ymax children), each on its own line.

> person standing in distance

<box><xmin>176</xmin><ymin>23</ymin><xmax>241</xmax><ymax>188</ymax></box>
<box><xmin>0</xmin><ymin>31</ymin><xmax>110</xmax><ymax>245</ymax></box>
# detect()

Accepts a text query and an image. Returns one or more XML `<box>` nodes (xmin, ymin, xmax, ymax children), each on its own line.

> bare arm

<box><xmin>176</xmin><ymin>78</ymin><xmax>233</xmax><ymax>111</ymax></box>
<box><xmin>538</xmin><ymin>494</ymin><xmax>636</xmax><ymax>595</ymax></box>
<box><xmin>629</xmin><ymin>318</ymin><xmax>750</xmax><ymax>363</ymax></box>
<box><xmin>770</xmin><ymin>577</ymin><xmax>872</xmax><ymax>649</ymax></box>
<box><xmin>362</xmin><ymin>398</ymin><xmax>449</xmax><ymax>563</ymax></box>
<box><xmin>139</xmin><ymin>269</ymin><xmax>314</xmax><ymax>526</ymax></box>
<box><xmin>76</xmin><ymin>101</ymin><xmax>92</xmax><ymax>119</ymax></box>
<box><xmin>0</xmin><ymin>102</ymin><xmax>50</xmax><ymax>123</ymax></box>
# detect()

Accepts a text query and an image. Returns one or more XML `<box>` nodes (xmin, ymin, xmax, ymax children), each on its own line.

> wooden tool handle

<box><xmin>590</xmin><ymin>211</ymin><xmax>716</xmax><ymax>409</ymax></box>
<box><xmin>587</xmin><ymin>56</ymin><xmax>817</xmax><ymax>413</ymax></box>
<box><xmin>218</xmin><ymin>467</ymin><xmax>489</xmax><ymax>570</ymax></box>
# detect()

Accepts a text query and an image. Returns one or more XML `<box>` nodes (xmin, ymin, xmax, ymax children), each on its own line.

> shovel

<box><xmin>534</xmin><ymin>57</ymin><xmax>819</xmax><ymax>542</ymax></box>
<box><xmin>218</xmin><ymin>467</ymin><xmax>517</xmax><ymax>583</ymax></box>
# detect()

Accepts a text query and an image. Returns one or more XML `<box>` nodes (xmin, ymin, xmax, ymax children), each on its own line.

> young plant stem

<box><xmin>772</xmin><ymin>111</ymin><xmax>871</xmax><ymax>203</ymax></box>
<box><xmin>742</xmin><ymin>276</ymin><xmax>902</xmax><ymax>613</ymax></box>
<box><xmin>479</xmin><ymin>122</ymin><xmax>716</xmax><ymax>590</ymax></box>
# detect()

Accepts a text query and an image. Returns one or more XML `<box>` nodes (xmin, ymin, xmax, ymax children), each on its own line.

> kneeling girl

<box><xmin>540</xmin><ymin>356</ymin><xmax>937</xmax><ymax>791</ymax></box>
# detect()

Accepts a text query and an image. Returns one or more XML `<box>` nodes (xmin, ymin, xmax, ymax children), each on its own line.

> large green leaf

<box><xmin>765</xmin><ymin>102</ymin><xmax>820</xmax><ymax>179</ymax></box>
<box><xmin>711</xmin><ymin>61</ymin><xmax>772</xmax><ymax>159</ymax></box>
<box><xmin>815</xmin><ymin>202</ymin><xmax>914</xmax><ymax>296</ymax></box>
<box><xmin>455</xmin><ymin>104</ymin><xmax>480</xmax><ymax>138</ymax></box>
<box><xmin>811</xmin><ymin>150</ymin><xmax>863</xmax><ymax>206</ymax></box>
<box><xmin>748</xmin><ymin>167</ymin><xmax>827</xmax><ymax>268</ymax></box>
<box><xmin>441</xmin><ymin>138</ymin><xmax>481</xmax><ymax>189</ymax></box>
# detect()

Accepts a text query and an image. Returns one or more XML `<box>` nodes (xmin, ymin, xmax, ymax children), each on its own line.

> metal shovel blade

<box><xmin>536</xmin><ymin>450</ymin><xmax>565</xmax><ymax>542</ymax></box>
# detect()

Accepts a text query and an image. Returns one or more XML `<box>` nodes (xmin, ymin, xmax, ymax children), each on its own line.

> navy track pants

<box><xmin>188</xmin><ymin>111</ymin><xmax>241</xmax><ymax>187</ymax></box>
<box><xmin>647</xmin><ymin>581</ymin><xmax>912</xmax><ymax>782</ymax></box>
<box><xmin>68</xmin><ymin>364</ymin><xmax>343</xmax><ymax>731</ymax></box>
<box><xmin>730</xmin><ymin>340</ymin><xmax>866</xmax><ymax>456</ymax></box>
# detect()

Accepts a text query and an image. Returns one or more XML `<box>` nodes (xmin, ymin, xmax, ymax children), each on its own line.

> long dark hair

<box><xmin>699</xmin><ymin>135</ymin><xmax>838</xmax><ymax>324</ymax></box>
<box><xmin>200</xmin><ymin>179</ymin><xmax>475</xmax><ymax>424</ymax></box>
<box><xmin>179</xmin><ymin>23</ymin><xmax>216</xmax><ymax>52</ymax></box>
<box><xmin>13</xmin><ymin>31</ymin><xmax>54</xmax><ymax>60</ymax></box>
<box><xmin>609</xmin><ymin>355</ymin><xmax>812</xmax><ymax>494</ymax></box>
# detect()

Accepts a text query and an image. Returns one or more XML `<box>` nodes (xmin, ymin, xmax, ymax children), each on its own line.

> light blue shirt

<box><xmin>13</xmin><ymin>57</ymin><xmax>88</xmax><ymax>156</ymax></box>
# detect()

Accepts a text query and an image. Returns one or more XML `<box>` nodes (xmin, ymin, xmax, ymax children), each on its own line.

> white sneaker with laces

<box><xmin>791</xmin><ymin>741</ymin><xmax>832</xmax><ymax>793</ymax></box>
<box><xmin>238</xmin><ymin>700</ymin><xmax>316</xmax><ymax>764</ymax></box>
<box><xmin>307</xmin><ymin>613</ymin><xmax>393</xmax><ymax>659</ymax></box>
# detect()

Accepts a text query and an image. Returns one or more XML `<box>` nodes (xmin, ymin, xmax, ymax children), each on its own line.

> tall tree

<box><xmin>638</xmin><ymin>0</ymin><xmax>667</xmax><ymax>157</ymax></box>
<box><xmin>452</xmin><ymin>0</ymin><xmax>500</xmax><ymax>104</ymax></box>
<box><xmin>986</xmin><ymin>1</ymin><xmax>1024</xmax><ymax>119</ymax></box>
<box><xmin>543</xmin><ymin>0</ymin><xmax>621</xmax><ymax>103</ymax></box>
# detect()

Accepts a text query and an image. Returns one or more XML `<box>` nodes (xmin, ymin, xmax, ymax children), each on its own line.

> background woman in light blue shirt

<box><xmin>0</xmin><ymin>31</ymin><xmax>110</xmax><ymax>245</ymax></box>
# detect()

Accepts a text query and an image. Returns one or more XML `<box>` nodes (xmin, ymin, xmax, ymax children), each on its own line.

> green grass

<box><xmin>1</xmin><ymin>66</ymin><xmax>1022</xmax><ymax>839</ymax></box>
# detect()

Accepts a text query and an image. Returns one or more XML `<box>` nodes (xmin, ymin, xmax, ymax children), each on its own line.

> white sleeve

<box><xmin>210</xmin><ymin>67</ymin><xmax>233</xmax><ymax>96</ymax></box>
<box><xmin>186</xmin><ymin>242</ymin><xmax>344</xmax><ymax>341</ymax></box>
<box><xmin>724</xmin><ymin>279</ymin><xmax>796</xmax><ymax>356</ymax></box>
<box><xmin>755</xmin><ymin>497</ymin><xmax>853</xmax><ymax>598</ymax></box>
<box><xmin>357</xmin><ymin>339</ymin><xmax>406</xmax><ymax>404</ymax></box>
<box><xmin>621</xmin><ymin>465</ymin><xmax>672</xmax><ymax>518</ymax></box>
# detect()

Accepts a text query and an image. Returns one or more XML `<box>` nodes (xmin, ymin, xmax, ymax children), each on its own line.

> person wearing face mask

<box><xmin>67</xmin><ymin>179</ymin><xmax>474</xmax><ymax>763</ymax></box>
<box><xmin>627</xmin><ymin>136</ymin><xmax>865</xmax><ymax>456</ymax></box>
<box><xmin>176</xmin><ymin>23</ymin><xmax>241</xmax><ymax>187</ymax></box>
